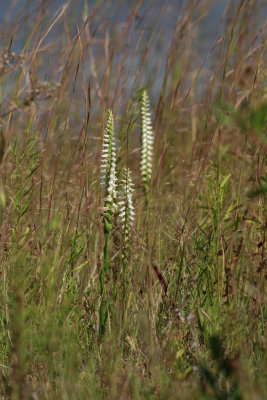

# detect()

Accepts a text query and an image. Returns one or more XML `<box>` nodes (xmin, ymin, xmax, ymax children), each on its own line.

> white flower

<box><xmin>101</xmin><ymin>110</ymin><xmax>117</xmax><ymax>210</ymax></box>
<box><xmin>118</xmin><ymin>168</ymin><xmax>135</xmax><ymax>230</ymax></box>
<box><xmin>140</xmin><ymin>90</ymin><xmax>153</xmax><ymax>185</ymax></box>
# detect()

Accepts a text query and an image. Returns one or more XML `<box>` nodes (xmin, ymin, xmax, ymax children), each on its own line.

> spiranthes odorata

<box><xmin>118</xmin><ymin>168</ymin><xmax>135</xmax><ymax>296</ymax></box>
<box><xmin>99</xmin><ymin>109</ymin><xmax>118</xmax><ymax>339</ymax></box>
<box><xmin>140</xmin><ymin>90</ymin><xmax>153</xmax><ymax>191</ymax></box>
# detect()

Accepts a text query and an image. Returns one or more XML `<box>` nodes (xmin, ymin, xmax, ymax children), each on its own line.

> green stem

<box><xmin>99</xmin><ymin>214</ymin><xmax>112</xmax><ymax>340</ymax></box>
<box><xmin>122</xmin><ymin>246</ymin><xmax>127</xmax><ymax>302</ymax></box>
<box><xmin>144</xmin><ymin>186</ymin><xmax>153</xmax><ymax>349</ymax></box>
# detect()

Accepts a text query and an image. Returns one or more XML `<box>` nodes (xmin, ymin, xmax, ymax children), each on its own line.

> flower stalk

<box><xmin>140</xmin><ymin>90</ymin><xmax>154</xmax><ymax>337</ymax></box>
<box><xmin>99</xmin><ymin>109</ymin><xmax>117</xmax><ymax>339</ymax></box>
<box><xmin>118</xmin><ymin>168</ymin><xmax>135</xmax><ymax>299</ymax></box>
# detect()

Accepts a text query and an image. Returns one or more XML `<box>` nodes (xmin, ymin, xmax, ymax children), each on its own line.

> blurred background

<box><xmin>1</xmin><ymin>0</ymin><xmax>266</xmax><ymax>102</ymax></box>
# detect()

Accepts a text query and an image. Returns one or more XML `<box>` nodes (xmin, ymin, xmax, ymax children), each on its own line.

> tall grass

<box><xmin>0</xmin><ymin>0</ymin><xmax>266</xmax><ymax>399</ymax></box>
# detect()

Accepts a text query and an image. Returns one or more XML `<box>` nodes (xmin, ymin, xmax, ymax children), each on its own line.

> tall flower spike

<box><xmin>101</xmin><ymin>109</ymin><xmax>117</xmax><ymax>209</ymax></box>
<box><xmin>99</xmin><ymin>110</ymin><xmax>118</xmax><ymax>339</ymax></box>
<box><xmin>140</xmin><ymin>90</ymin><xmax>153</xmax><ymax>186</ymax></box>
<box><xmin>118</xmin><ymin>168</ymin><xmax>135</xmax><ymax>235</ymax></box>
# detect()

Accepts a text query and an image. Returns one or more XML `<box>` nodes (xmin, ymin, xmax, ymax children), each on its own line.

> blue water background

<box><xmin>0</xmin><ymin>0</ymin><xmax>266</xmax><ymax>99</ymax></box>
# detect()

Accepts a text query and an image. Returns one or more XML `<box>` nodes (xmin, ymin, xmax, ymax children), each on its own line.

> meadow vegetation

<box><xmin>0</xmin><ymin>0</ymin><xmax>266</xmax><ymax>399</ymax></box>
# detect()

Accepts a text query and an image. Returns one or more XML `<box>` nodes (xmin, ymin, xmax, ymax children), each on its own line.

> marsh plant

<box><xmin>118</xmin><ymin>168</ymin><xmax>135</xmax><ymax>299</ymax></box>
<box><xmin>99</xmin><ymin>110</ymin><xmax>136</xmax><ymax>337</ymax></box>
<box><xmin>99</xmin><ymin>109</ymin><xmax>117</xmax><ymax>339</ymax></box>
<box><xmin>98</xmin><ymin>90</ymin><xmax>152</xmax><ymax>337</ymax></box>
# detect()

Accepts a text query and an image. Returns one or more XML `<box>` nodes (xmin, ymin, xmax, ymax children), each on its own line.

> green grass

<box><xmin>0</xmin><ymin>0</ymin><xmax>266</xmax><ymax>399</ymax></box>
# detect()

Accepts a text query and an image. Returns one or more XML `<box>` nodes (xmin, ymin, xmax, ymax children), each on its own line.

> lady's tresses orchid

<box><xmin>140</xmin><ymin>90</ymin><xmax>153</xmax><ymax>189</ymax></box>
<box><xmin>99</xmin><ymin>109</ymin><xmax>117</xmax><ymax>339</ymax></box>
<box><xmin>118</xmin><ymin>168</ymin><xmax>135</xmax><ymax>298</ymax></box>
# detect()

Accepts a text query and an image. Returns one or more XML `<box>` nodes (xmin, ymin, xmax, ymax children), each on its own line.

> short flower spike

<box><xmin>118</xmin><ymin>168</ymin><xmax>135</xmax><ymax>232</ymax></box>
<box><xmin>101</xmin><ymin>109</ymin><xmax>117</xmax><ymax>209</ymax></box>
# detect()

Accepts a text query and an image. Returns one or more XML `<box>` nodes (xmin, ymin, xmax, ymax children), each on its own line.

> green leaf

<box><xmin>250</xmin><ymin>105</ymin><xmax>267</xmax><ymax>134</ymax></box>
<box><xmin>220</xmin><ymin>173</ymin><xmax>231</xmax><ymax>190</ymax></box>
<box><xmin>248</xmin><ymin>183</ymin><xmax>267</xmax><ymax>198</ymax></box>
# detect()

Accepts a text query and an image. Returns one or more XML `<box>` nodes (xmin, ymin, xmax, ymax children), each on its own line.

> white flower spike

<box><xmin>140</xmin><ymin>90</ymin><xmax>153</xmax><ymax>186</ymax></box>
<box><xmin>118</xmin><ymin>168</ymin><xmax>135</xmax><ymax>265</ymax></box>
<box><xmin>118</xmin><ymin>168</ymin><xmax>135</xmax><ymax>231</ymax></box>
<box><xmin>101</xmin><ymin>109</ymin><xmax>117</xmax><ymax>209</ymax></box>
